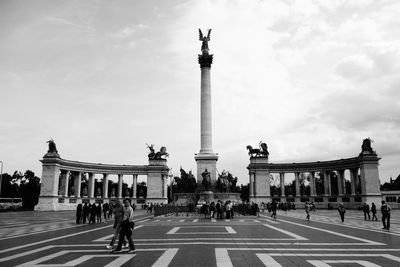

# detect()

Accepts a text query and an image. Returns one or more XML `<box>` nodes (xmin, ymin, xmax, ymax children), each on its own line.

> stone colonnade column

<box><xmin>337</xmin><ymin>170</ymin><xmax>345</xmax><ymax>195</ymax></box>
<box><xmin>103</xmin><ymin>174</ymin><xmax>109</xmax><ymax>198</ymax></box>
<box><xmin>350</xmin><ymin>169</ymin><xmax>357</xmax><ymax>195</ymax></box>
<box><xmin>132</xmin><ymin>174</ymin><xmax>138</xmax><ymax>199</ymax></box>
<box><xmin>309</xmin><ymin>171</ymin><xmax>316</xmax><ymax>197</ymax></box>
<box><xmin>118</xmin><ymin>174</ymin><xmax>123</xmax><ymax>198</ymax></box>
<box><xmin>88</xmin><ymin>173</ymin><xmax>95</xmax><ymax>198</ymax></box>
<box><xmin>280</xmin><ymin>173</ymin><xmax>285</xmax><ymax>197</ymax></box>
<box><xmin>63</xmin><ymin>171</ymin><xmax>70</xmax><ymax>197</ymax></box>
<box><xmin>73</xmin><ymin>172</ymin><xmax>81</xmax><ymax>197</ymax></box>
<box><xmin>294</xmin><ymin>172</ymin><xmax>300</xmax><ymax>197</ymax></box>
<box><xmin>323</xmin><ymin>171</ymin><xmax>331</xmax><ymax>196</ymax></box>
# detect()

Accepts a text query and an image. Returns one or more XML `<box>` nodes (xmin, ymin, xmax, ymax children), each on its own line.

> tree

<box><xmin>239</xmin><ymin>184</ymin><xmax>249</xmax><ymax>202</ymax></box>
<box><xmin>0</xmin><ymin>173</ymin><xmax>19</xmax><ymax>198</ymax></box>
<box><xmin>19</xmin><ymin>170</ymin><xmax>41</xmax><ymax>210</ymax></box>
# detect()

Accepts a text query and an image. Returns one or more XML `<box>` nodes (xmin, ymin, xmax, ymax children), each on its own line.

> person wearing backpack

<box><xmin>380</xmin><ymin>200</ymin><xmax>391</xmax><ymax>230</ymax></box>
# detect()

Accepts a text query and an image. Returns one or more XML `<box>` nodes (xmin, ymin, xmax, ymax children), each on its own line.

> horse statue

<box><xmin>360</xmin><ymin>138</ymin><xmax>376</xmax><ymax>155</ymax></box>
<box><xmin>46</xmin><ymin>138</ymin><xmax>58</xmax><ymax>153</ymax></box>
<box><xmin>201</xmin><ymin>169</ymin><xmax>211</xmax><ymax>190</ymax></box>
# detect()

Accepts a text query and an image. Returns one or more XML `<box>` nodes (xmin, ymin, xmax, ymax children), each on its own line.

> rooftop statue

<box><xmin>360</xmin><ymin>137</ymin><xmax>376</xmax><ymax>155</ymax></box>
<box><xmin>147</xmin><ymin>144</ymin><xmax>169</xmax><ymax>160</ymax></box>
<box><xmin>246</xmin><ymin>141</ymin><xmax>269</xmax><ymax>158</ymax></box>
<box><xmin>46</xmin><ymin>138</ymin><xmax>58</xmax><ymax>153</ymax></box>
<box><xmin>199</xmin><ymin>28</ymin><xmax>211</xmax><ymax>54</ymax></box>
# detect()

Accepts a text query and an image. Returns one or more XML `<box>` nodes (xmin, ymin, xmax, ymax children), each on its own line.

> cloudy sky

<box><xmin>1</xmin><ymin>0</ymin><xmax>399</xmax><ymax>186</ymax></box>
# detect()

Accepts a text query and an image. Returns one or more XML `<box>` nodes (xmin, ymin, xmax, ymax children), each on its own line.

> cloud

<box><xmin>335</xmin><ymin>54</ymin><xmax>375</xmax><ymax>80</ymax></box>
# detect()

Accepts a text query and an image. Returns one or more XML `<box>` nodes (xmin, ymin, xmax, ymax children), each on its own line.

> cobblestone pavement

<box><xmin>0</xmin><ymin>208</ymin><xmax>399</xmax><ymax>266</ymax></box>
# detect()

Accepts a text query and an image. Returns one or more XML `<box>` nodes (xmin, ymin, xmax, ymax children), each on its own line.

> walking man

<box><xmin>337</xmin><ymin>203</ymin><xmax>346</xmax><ymax>222</ymax></box>
<box><xmin>113</xmin><ymin>199</ymin><xmax>136</xmax><ymax>253</ymax></box>
<box><xmin>106</xmin><ymin>200</ymin><xmax>125</xmax><ymax>250</ymax></box>
<box><xmin>381</xmin><ymin>200</ymin><xmax>391</xmax><ymax>230</ymax></box>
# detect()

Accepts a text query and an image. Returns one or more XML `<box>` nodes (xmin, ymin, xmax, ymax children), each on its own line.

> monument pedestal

<box><xmin>195</xmin><ymin>153</ymin><xmax>218</xmax><ymax>186</ymax></box>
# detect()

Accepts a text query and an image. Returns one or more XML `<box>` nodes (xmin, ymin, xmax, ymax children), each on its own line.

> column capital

<box><xmin>198</xmin><ymin>54</ymin><xmax>213</xmax><ymax>68</ymax></box>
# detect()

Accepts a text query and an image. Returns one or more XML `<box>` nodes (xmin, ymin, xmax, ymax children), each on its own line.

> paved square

<box><xmin>0</xmin><ymin>209</ymin><xmax>399</xmax><ymax>266</ymax></box>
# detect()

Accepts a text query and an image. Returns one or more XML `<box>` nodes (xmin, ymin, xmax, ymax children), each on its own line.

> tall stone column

<box><xmin>195</xmin><ymin>31</ymin><xmax>218</xmax><ymax>186</ymax></box>
<box><xmin>132</xmin><ymin>174</ymin><xmax>138</xmax><ymax>199</ymax></box>
<box><xmin>88</xmin><ymin>173</ymin><xmax>95</xmax><ymax>198</ymax></box>
<box><xmin>280</xmin><ymin>172</ymin><xmax>285</xmax><ymax>197</ymax></box>
<box><xmin>102</xmin><ymin>174</ymin><xmax>109</xmax><ymax>198</ymax></box>
<box><xmin>118</xmin><ymin>174</ymin><xmax>123</xmax><ymax>198</ymax></box>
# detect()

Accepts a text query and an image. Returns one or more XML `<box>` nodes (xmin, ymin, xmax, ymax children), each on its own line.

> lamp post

<box><xmin>0</xmin><ymin>161</ymin><xmax>3</xmax><ymax>198</ymax></box>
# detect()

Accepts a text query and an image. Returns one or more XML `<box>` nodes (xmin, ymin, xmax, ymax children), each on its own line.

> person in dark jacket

<box><xmin>76</xmin><ymin>204</ymin><xmax>83</xmax><ymax>224</ymax></box>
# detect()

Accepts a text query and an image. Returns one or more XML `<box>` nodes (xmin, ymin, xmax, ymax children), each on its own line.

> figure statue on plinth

<box><xmin>47</xmin><ymin>138</ymin><xmax>58</xmax><ymax>153</ymax></box>
<box><xmin>201</xmin><ymin>168</ymin><xmax>211</xmax><ymax>190</ymax></box>
<box><xmin>199</xmin><ymin>29</ymin><xmax>211</xmax><ymax>54</ymax></box>
<box><xmin>360</xmin><ymin>137</ymin><xmax>377</xmax><ymax>155</ymax></box>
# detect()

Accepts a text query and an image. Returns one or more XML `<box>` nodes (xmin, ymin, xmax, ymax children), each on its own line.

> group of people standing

<box><xmin>76</xmin><ymin>202</ymin><xmax>111</xmax><ymax>224</ymax></box>
<box><xmin>201</xmin><ymin>200</ymin><xmax>234</xmax><ymax>219</ymax></box>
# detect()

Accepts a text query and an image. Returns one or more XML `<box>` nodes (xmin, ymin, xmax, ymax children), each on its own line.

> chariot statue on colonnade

<box><xmin>246</xmin><ymin>141</ymin><xmax>269</xmax><ymax>158</ymax></box>
<box><xmin>147</xmin><ymin>143</ymin><xmax>169</xmax><ymax>160</ymax></box>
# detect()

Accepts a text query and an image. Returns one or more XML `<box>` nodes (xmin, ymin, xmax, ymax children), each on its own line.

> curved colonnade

<box><xmin>248</xmin><ymin>152</ymin><xmax>382</xmax><ymax>208</ymax></box>
<box><xmin>36</xmin><ymin>153</ymin><xmax>169</xmax><ymax>211</ymax></box>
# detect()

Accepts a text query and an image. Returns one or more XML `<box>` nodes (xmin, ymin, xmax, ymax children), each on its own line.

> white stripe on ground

<box><xmin>277</xmin><ymin>218</ymin><xmax>384</xmax><ymax>245</ymax></box>
<box><xmin>262</xmin><ymin>224</ymin><xmax>308</xmax><ymax>240</ymax></box>
<box><xmin>225</xmin><ymin>227</ymin><xmax>236</xmax><ymax>234</ymax></box>
<box><xmin>308</xmin><ymin>260</ymin><xmax>379</xmax><ymax>267</ymax></box>
<box><xmin>215</xmin><ymin>248</ymin><xmax>233</xmax><ymax>267</ymax></box>
<box><xmin>151</xmin><ymin>248</ymin><xmax>178</xmax><ymax>267</ymax></box>
<box><xmin>166</xmin><ymin>227</ymin><xmax>180</xmax><ymax>234</ymax></box>
<box><xmin>256</xmin><ymin>253</ymin><xmax>282</xmax><ymax>267</ymax></box>
<box><xmin>0</xmin><ymin>216</ymin><xmax>151</xmax><ymax>256</ymax></box>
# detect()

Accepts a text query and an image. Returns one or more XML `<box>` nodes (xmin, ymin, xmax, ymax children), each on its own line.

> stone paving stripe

<box><xmin>225</xmin><ymin>226</ymin><xmax>236</xmax><ymax>234</ymax></box>
<box><xmin>277</xmin><ymin>218</ymin><xmax>384</xmax><ymax>245</ymax></box>
<box><xmin>0</xmin><ymin>245</ymin><xmax>53</xmax><ymax>263</ymax></box>
<box><xmin>256</xmin><ymin>253</ymin><xmax>282</xmax><ymax>266</ymax></box>
<box><xmin>93</xmin><ymin>225</ymin><xmax>144</xmax><ymax>242</ymax></box>
<box><xmin>307</xmin><ymin>260</ymin><xmax>380</xmax><ymax>267</ymax></box>
<box><xmin>215</xmin><ymin>248</ymin><xmax>233</xmax><ymax>267</ymax></box>
<box><xmin>193</xmin><ymin>219</ymin><xmax>199</xmax><ymax>222</ymax></box>
<box><xmin>151</xmin><ymin>248</ymin><xmax>178</xmax><ymax>267</ymax></box>
<box><xmin>166</xmin><ymin>227</ymin><xmax>180</xmax><ymax>235</ymax></box>
<box><xmin>262</xmin><ymin>224</ymin><xmax>308</xmax><ymax>240</ymax></box>
<box><xmin>0</xmin><ymin>224</ymin><xmax>111</xmax><ymax>255</ymax></box>
<box><xmin>179</xmin><ymin>219</ymin><xmax>185</xmax><ymax>222</ymax></box>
